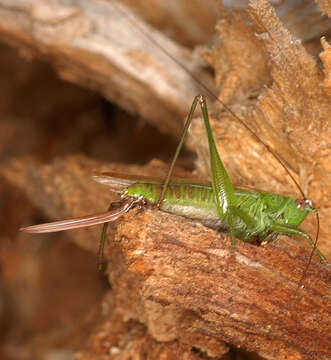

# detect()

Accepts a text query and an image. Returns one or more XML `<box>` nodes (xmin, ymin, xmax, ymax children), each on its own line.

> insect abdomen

<box><xmin>125</xmin><ymin>182</ymin><xmax>224</xmax><ymax>229</ymax></box>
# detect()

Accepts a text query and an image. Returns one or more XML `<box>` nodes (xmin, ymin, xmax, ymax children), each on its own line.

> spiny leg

<box><xmin>270</xmin><ymin>222</ymin><xmax>326</xmax><ymax>262</ymax></box>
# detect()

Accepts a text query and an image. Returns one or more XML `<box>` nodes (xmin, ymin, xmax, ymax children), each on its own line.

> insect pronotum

<box><xmin>20</xmin><ymin>2</ymin><xmax>327</xmax><ymax>284</ymax></box>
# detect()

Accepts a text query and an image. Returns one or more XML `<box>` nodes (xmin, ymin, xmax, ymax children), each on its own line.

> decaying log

<box><xmin>2</xmin><ymin>156</ymin><xmax>330</xmax><ymax>360</ymax></box>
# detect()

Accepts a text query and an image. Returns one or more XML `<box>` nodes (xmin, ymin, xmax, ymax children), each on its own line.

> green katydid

<box><xmin>20</xmin><ymin>94</ymin><xmax>326</xmax><ymax>269</ymax></box>
<box><xmin>19</xmin><ymin>2</ymin><xmax>327</xmax><ymax>279</ymax></box>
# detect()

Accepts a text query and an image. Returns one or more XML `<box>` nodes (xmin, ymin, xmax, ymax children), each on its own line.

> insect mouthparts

<box><xmin>305</xmin><ymin>199</ymin><xmax>313</xmax><ymax>207</ymax></box>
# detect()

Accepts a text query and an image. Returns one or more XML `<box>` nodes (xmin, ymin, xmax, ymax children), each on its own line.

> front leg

<box><xmin>270</xmin><ymin>222</ymin><xmax>326</xmax><ymax>262</ymax></box>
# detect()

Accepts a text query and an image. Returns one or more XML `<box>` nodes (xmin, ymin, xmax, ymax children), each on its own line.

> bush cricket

<box><xmin>20</xmin><ymin>2</ymin><xmax>327</xmax><ymax>288</ymax></box>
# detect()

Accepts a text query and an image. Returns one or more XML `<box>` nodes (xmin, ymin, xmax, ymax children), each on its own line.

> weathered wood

<box><xmin>112</xmin><ymin>209</ymin><xmax>330</xmax><ymax>360</ymax></box>
<box><xmin>2</xmin><ymin>156</ymin><xmax>330</xmax><ymax>360</ymax></box>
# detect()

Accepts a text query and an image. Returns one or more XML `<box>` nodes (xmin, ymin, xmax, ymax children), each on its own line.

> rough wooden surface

<box><xmin>2</xmin><ymin>156</ymin><xmax>330</xmax><ymax>360</ymax></box>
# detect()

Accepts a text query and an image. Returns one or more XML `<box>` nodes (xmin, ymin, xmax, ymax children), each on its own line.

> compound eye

<box><xmin>296</xmin><ymin>199</ymin><xmax>306</xmax><ymax>210</ymax></box>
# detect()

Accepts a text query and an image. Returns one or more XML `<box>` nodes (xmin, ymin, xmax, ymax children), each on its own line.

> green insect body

<box><xmin>20</xmin><ymin>95</ymin><xmax>326</xmax><ymax>264</ymax></box>
<box><xmin>129</xmin><ymin>94</ymin><xmax>325</xmax><ymax>262</ymax></box>
<box><xmin>123</xmin><ymin>180</ymin><xmax>313</xmax><ymax>244</ymax></box>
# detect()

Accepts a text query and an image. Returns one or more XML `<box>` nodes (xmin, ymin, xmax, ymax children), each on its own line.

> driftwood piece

<box><xmin>2</xmin><ymin>156</ymin><xmax>330</xmax><ymax>360</ymax></box>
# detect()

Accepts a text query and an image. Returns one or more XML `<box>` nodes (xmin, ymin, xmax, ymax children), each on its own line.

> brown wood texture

<box><xmin>0</xmin><ymin>1</ymin><xmax>330</xmax><ymax>360</ymax></box>
<box><xmin>3</xmin><ymin>156</ymin><xmax>330</xmax><ymax>360</ymax></box>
